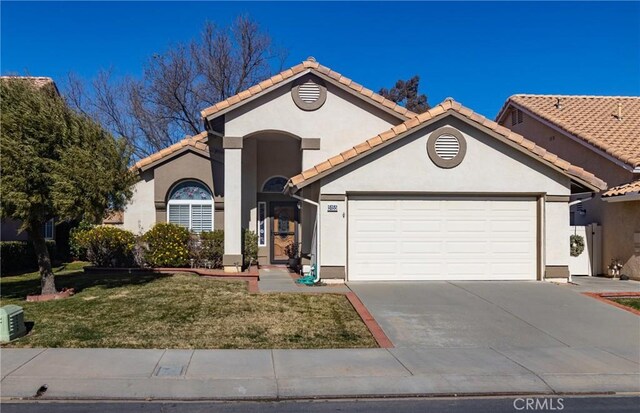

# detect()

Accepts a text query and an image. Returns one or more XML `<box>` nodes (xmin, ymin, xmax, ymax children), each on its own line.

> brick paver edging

<box><xmin>582</xmin><ymin>292</ymin><xmax>640</xmax><ymax>316</ymax></box>
<box><xmin>344</xmin><ymin>292</ymin><xmax>394</xmax><ymax>348</ymax></box>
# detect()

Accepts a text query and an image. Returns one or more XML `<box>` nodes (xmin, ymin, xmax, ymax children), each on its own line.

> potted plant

<box><xmin>284</xmin><ymin>242</ymin><xmax>300</xmax><ymax>268</ymax></box>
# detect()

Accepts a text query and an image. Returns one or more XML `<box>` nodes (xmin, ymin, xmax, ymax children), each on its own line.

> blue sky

<box><xmin>2</xmin><ymin>1</ymin><xmax>639</xmax><ymax>117</ymax></box>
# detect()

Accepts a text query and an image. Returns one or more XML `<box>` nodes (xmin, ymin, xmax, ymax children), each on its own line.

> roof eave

<box><xmin>289</xmin><ymin>109</ymin><xmax>607</xmax><ymax>193</ymax></box>
<box><xmin>602</xmin><ymin>193</ymin><xmax>640</xmax><ymax>202</ymax></box>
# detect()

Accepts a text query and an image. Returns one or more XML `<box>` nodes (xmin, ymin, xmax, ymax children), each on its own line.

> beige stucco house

<box><xmin>496</xmin><ymin>95</ymin><xmax>640</xmax><ymax>279</ymax></box>
<box><xmin>121</xmin><ymin>58</ymin><xmax>606</xmax><ymax>281</ymax></box>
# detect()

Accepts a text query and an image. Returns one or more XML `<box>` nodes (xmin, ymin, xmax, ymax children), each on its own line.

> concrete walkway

<box><xmin>566</xmin><ymin>276</ymin><xmax>640</xmax><ymax>293</ymax></box>
<box><xmin>3</xmin><ymin>346</ymin><xmax>638</xmax><ymax>400</ymax></box>
<box><xmin>258</xmin><ymin>267</ymin><xmax>350</xmax><ymax>293</ymax></box>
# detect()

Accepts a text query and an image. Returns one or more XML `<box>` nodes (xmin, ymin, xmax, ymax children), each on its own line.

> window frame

<box><xmin>166</xmin><ymin>182</ymin><xmax>214</xmax><ymax>233</ymax></box>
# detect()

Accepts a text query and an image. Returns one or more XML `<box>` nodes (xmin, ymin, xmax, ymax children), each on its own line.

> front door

<box><xmin>271</xmin><ymin>202</ymin><xmax>298</xmax><ymax>264</ymax></box>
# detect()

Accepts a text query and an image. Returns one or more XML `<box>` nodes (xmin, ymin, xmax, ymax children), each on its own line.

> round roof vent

<box><xmin>292</xmin><ymin>77</ymin><xmax>327</xmax><ymax>111</ymax></box>
<box><xmin>434</xmin><ymin>134</ymin><xmax>460</xmax><ymax>160</ymax></box>
<box><xmin>298</xmin><ymin>81</ymin><xmax>321</xmax><ymax>103</ymax></box>
<box><xmin>427</xmin><ymin>127</ymin><xmax>467</xmax><ymax>168</ymax></box>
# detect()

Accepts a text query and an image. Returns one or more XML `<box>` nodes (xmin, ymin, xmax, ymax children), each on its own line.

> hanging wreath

<box><xmin>570</xmin><ymin>234</ymin><xmax>585</xmax><ymax>257</ymax></box>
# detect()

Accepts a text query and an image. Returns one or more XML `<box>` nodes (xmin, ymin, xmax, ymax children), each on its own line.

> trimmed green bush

<box><xmin>77</xmin><ymin>226</ymin><xmax>136</xmax><ymax>267</ymax></box>
<box><xmin>0</xmin><ymin>240</ymin><xmax>57</xmax><ymax>274</ymax></box>
<box><xmin>243</xmin><ymin>229</ymin><xmax>258</xmax><ymax>268</ymax></box>
<box><xmin>141</xmin><ymin>223</ymin><xmax>191</xmax><ymax>267</ymax></box>
<box><xmin>69</xmin><ymin>220</ymin><xmax>94</xmax><ymax>260</ymax></box>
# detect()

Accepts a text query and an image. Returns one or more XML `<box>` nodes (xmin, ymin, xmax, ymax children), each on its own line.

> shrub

<box><xmin>243</xmin><ymin>229</ymin><xmax>258</xmax><ymax>268</ymax></box>
<box><xmin>0</xmin><ymin>240</ymin><xmax>57</xmax><ymax>274</ymax></box>
<box><xmin>141</xmin><ymin>223</ymin><xmax>191</xmax><ymax>267</ymax></box>
<box><xmin>69</xmin><ymin>220</ymin><xmax>94</xmax><ymax>260</ymax></box>
<box><xmin>78</xmin><ymin>226</ymin><xmax>136</xmax><ymax>267</ymax></box>
<box><xmin>197</xmin><ymin>230</ymin><xmax>224</xmax><ymax>268</ymax></box>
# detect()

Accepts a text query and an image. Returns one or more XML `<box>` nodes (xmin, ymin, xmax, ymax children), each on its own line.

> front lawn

<box><xmin>612</xmin><ymin>297</ymin><xmax>640</xmax><ymax>311</ymax></box>
<box><xmin>0</xmin><ymin>266</ymin><xmax>376</xmax><ymax>349</ymax></box>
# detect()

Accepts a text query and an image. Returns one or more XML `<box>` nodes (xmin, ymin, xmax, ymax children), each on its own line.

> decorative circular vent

<box><xmin>298</xmin><ymin>81</ymin><xmax>321</xmax><ymax>103</ymax></box>
<box><xmin>427</xmin><ymin>127</ymin><xmax>467</xmax><ymax>168</ymax></box>
<box><xmin>434</xmin><ymin>134</ymin><xmax>460</xmax><ymax>160</ymax></box>
<box><xmin>292</xmin><ymin>77</ymin><xmax>327</xmax><ymax>111</ymax></box>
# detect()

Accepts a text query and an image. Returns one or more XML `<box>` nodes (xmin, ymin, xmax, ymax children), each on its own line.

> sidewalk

<box><xmin>2</xmin><ymin>346</ymin><xmax>639</xmax><ymax>400</ymax></box>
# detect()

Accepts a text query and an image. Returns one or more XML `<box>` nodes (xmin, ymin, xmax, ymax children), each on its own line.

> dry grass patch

<box><xmin>1</xmin><ymin>268</ymin><xmax>376</xmax><ymax>349</ymax></box>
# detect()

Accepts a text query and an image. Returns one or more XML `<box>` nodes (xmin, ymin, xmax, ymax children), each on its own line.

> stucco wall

<box><xmin>545</xmin><ymin>201</ymin><xmax>570</xmax><ymax>269</ymax></box>
<box><xmin>154</xmin><ymin>152</ymin><xmax>217</xmax><ymax>205</ymax></box>
<box><xmin>123</xmin><ymin>171</ymin><xmax>155</xmax><ymax>234</ymax></box>
<box><xmin>602</xmin><ymin>200</ymin><xmax>640</xmax><ymax>280</ymax></box>
<box><xmin>223</xmin><ymin>75</ymin><xmax>400</xmax><ymax>170</ymax></box>
<box><xmin>320</xmin><ymin>199</ymin><xmax>346</xmax><ymax>266</ymax></box>
<box><xmin>321</xmin><ymin>118</ymin><xmax>571</xmax><ymax>196</ymax></box>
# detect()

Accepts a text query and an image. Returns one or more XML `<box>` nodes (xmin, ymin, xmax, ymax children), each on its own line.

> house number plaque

<box><xmin>327</xmin><ymin>204</ymin><xmax>338</xmax><ymax>212</ymax></box>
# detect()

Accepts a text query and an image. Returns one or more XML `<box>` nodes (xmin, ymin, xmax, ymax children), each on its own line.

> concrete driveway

<box><xmin>348</xmin><ymin>281</ymin><xmax>640</xmax><ymax>364</ymax></box>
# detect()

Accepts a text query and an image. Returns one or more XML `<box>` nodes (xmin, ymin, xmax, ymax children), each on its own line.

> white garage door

<box><xmin>347</xmin><ymin>197</ymin><xmax>537</xmax><ymax>281</ymax></box>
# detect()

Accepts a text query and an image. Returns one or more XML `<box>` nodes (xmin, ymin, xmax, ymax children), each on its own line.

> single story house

<box><xmin>121</xmin><ymin>58</ymin><xmax>606</xmax><ymax>281</ymax></box>
<box><xmin>496</xmin><ymin>95</ymin><xmax>639</xmax><ymax>279</ymax></box>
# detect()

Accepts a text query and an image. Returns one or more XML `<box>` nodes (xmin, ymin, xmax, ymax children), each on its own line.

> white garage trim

<box><xmin>346</xmin><ymin>194</ymin><xmax>542</xmax><ymax>281</ymax></box>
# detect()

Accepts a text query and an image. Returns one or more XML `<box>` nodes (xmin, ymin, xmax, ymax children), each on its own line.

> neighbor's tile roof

<box><xmin>133</xmin><ymin>131</ymin><xmax>208</xmax><ymax>170</ymax></box>
<box><xmin>500</xmin><ymin>95</ymin><xmax>640</xmax><ymax>168</ymax></box>
<box><xmin>200</xmin><ymin>58</ymin><xmax>417</xmax><ymax>119</ymax></box>
<box><xmin>602</xmin><ymin>178</ymin><xmax>640</xmax><ymax>198</ymax></box>
<box><xmin>288</xmin><ymin>98</ymin><xmax>607</xmax><ymax>191</ymax></box>
<box><xmin>102</xmin><ymin>211</ymin><xmax>124</xmax><ymax>225</ymax></box>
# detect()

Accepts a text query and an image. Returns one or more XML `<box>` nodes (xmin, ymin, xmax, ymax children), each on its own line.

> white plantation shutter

<box><xmin>434</xmin><ymin>134</ymin><xmax>461</xmax><ymax>160</ymax></box>
<box><xmin>191</xmin><ymin>205</ymin><xmax>213</xmax><ymax>233</ymax></box>
<box><xmin>168</xmin><ymin>204</ymin><xmax>190</xmax><ymax>228</ymax></box>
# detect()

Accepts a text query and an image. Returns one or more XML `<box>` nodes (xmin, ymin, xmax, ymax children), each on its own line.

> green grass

<box><xmin>612</xmin><ymin>297</ymin><xmax>640</xmax><ymax>311</ymax></box>
<box><xmin>0</xmin><ymin>264</ymin><xmax>376</xmax><ymax>349</ymax></box>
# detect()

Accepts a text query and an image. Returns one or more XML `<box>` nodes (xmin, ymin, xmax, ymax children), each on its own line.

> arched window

<box><xmin>167</xmin><ymin>181</ymin><xmax>213</xmax><ymax>233</ymax></box>
<box><xmin>262</xmin><ymin>176</ymin><xmax>288</xmax><ymax>193</ymax></box>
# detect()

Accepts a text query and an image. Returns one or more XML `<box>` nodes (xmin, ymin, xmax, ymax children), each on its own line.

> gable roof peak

<box><xmin>200</xmin><ymin>59</ymin><xmax>416</xmax><ymax>119</ymax></box>
<box><xmin>288</xmin><ymin>98</ymin><xmax>606</xmax><ymax>192</ymax></box>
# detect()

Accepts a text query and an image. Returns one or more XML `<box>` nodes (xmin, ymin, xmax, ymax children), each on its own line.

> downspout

<box><xmin>289</xmin><ymin>193</ymin><xmax>321</xmax><ymax>283</ymax></box>
<box><xmin>569</xmin><ymin>192</ymin><xmax>596</xmax><ymax>206</ymax></box>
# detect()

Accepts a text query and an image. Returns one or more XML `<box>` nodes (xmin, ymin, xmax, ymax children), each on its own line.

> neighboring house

<box><xmin>0</xmin><ymin>77</ymin><xmax>62</xmax><ymax>247</ymax></box>
<box><xmin>122</xmin><ymin>57</ymin><xmax>605</xmax><ymax>281</ymax></box>
<box><xmin>496</xmin><ymin>95</ymin><xmax>639</xmax><ymax>279</ymax></box>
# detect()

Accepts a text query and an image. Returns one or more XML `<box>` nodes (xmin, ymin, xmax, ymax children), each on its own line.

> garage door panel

<box><xmin>348</xmin><ymin>198</ymin><xmax>537</xmax><ymax>281</ymax></box>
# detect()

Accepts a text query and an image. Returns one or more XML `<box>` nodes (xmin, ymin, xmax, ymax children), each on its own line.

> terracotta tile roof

<box><xmin>133</xmin><ymin>131</ymin><xmax>208</xmax><ymax>170</ymax></box>
<box><xmin>602</xmin><ymin>178</ymin><xmax>640</xmax><ymax>198</ymax></box>
<box><xmin>200</xmin><ymin>58</ymin><xmax>416</xmax><ymax>119</ymax></box>
<box><xmin>288</xmin><ymin>98</ymin><xmax>607</xmax><ymax>191</ymax></box>
<box><xmin>499</xmin><ymin>95</ymin><xmax>640</xmax><ymax>168</ymax></box>
<box><xmin>102</xmin><ymin>211</ymin><xmax>124</xmax><ymax>225</ymax></box>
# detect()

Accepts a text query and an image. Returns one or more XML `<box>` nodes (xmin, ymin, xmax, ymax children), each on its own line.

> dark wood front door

<box><xmin>270</xmin><ymin>202</ymin><xmax>298</xmax><ymax>264</ymax></box>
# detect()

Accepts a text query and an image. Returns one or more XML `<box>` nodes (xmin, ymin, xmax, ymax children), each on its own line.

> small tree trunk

<box><xmin>28</xmin><ymin>228</ymin><xmax>57</xmax><ymax>295</ymax></box>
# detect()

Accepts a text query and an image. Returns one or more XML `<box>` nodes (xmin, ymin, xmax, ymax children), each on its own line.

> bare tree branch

<box><xmin>63</xmin><ymin>16</ymin><xmax>285</xmax><ymax>161</ymax></box>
